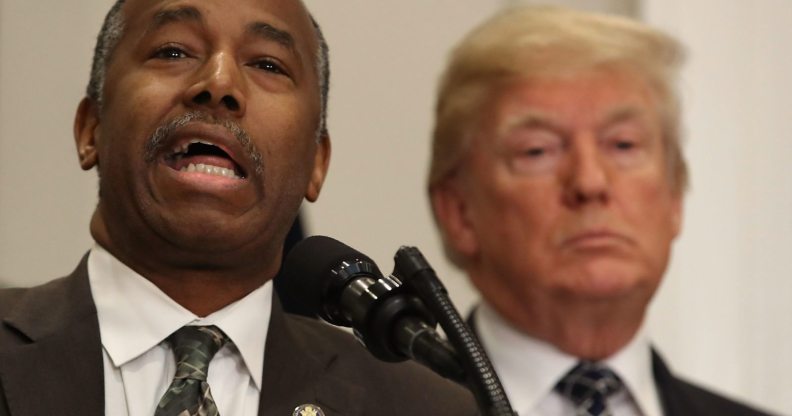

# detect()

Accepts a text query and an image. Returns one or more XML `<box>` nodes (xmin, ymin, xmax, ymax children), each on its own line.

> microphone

<box><xmin>279</xmin><ymin>235</ymin><xmax>465</xmax><ymax>383</ymax></box>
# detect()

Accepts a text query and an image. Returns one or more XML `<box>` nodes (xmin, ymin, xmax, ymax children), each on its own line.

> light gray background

<box><xmin>1</xmin><ymin>0</ymin><xmax>790</xmax><ymax>414</ymax></box>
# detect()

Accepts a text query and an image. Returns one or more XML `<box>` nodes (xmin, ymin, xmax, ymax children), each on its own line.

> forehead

<box><xmin>486</xmin><ymin>69</ymin><xmax>658</xmax><ymax>130</ymax></box>
<box><xmin>120</xmin><ymin>0</ymin><xmax>317</xmax><ymax>49</ymax></box>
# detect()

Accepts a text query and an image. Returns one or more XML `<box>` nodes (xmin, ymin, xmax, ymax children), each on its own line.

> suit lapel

<box><xmin>652</xmin><ymin>348</ymin><xmax>701</xmax><ymax>416</ymax></box>
<box><xmin>0</xmin><ymin>257</ymin><xmax>104</xmax><ymax>416</ymax></box>
<box><xmin>258</xmin><ymin>296</ymin><xmax>363</xmax><ymax>416</ymax></box>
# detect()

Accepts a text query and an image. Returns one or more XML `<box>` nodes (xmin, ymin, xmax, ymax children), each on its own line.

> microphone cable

<box><xmin>394</xmin><ymin>246</ymin><xmax>516</xmax><ymax>416</ymax></box>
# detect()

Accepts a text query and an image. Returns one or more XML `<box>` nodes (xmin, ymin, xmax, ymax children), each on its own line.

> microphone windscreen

<box><xmin>279</xmin><ymin>235</ymin><xmax>376</xmax><ymax>318</ymax></box>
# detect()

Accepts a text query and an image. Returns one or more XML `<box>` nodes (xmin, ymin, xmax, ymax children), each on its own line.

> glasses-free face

<box><xmin>74</xmin><ymin>0</ymin><xmax>330</xmax><ymax>275</ymax></box>
<box><xmin>433</xmin><ymin>69</ymin><xmax>681</xmax><ymax>335</ymax></box>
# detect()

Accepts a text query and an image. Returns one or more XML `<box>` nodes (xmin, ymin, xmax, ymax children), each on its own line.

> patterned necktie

<box><xmin>555</xmin><ymin>361</ymin><xmax>623</xmax><ymax>416</ymax></box>
<box><xmin>155</xmin><ymin>325</ymin><xmax>229</xmax><ymax>416</ymax></box>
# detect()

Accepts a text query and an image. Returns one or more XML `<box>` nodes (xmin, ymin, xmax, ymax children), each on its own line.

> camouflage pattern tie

<box><xmin>555</xmin><ymin>361</ymin><xmax>623</xmax><ymax>416</ymax></box>
<box><xmin>155</xmin><ymin>325</ymin><xmax>229</xmax><ymax>416</ymax></box>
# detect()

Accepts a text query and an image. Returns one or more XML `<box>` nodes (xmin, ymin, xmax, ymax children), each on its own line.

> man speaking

<box><xmin>0</xmin><ymin>1</ymin><xmax>476</xmax><ymax>414</ymax></box>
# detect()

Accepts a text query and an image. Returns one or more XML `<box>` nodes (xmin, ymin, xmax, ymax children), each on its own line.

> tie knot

<box><xmin>167</xmin><ymin>325</ymin><xmax>228</xmax><ymax>381</ymax></box>
<box><xmin>555</xmin><ymin>361</ymin><xmax>623</xmax><ymax>415</ymax></box>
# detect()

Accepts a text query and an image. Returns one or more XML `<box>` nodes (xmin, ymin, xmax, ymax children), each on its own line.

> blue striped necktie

<box><xmin>555</xmin><ymin>361</ymin><xmax>623</xmax><ymax>416</ymax></box>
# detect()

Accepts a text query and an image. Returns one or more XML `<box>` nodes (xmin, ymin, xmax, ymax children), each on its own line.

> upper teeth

<box><xmin>180</xmin><ymin>163</ymin><xmax>240</xmax><ymax>179</ymax></box>
<box><xmin>172</xmin><ymin>139</ymin><xmax>214</xmax><ymax>155</ymax></box>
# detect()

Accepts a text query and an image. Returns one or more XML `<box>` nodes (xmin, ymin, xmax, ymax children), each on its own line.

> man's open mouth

<box><xmin>164</xmin><ymin>139</ymin><xmax>247</xmax><ymax>179</ymax></box>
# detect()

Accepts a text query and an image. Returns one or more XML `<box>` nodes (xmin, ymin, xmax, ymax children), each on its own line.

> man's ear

<box><xmin>430</xmin><ymin>181</ymin><xmax>479</xmax><ymax>260</ymax></box>
<box><xmin>305</xmin><ymin>132</ymin><xmax>331</xmax><ymax>202</ymax></box>
<box><xmin>74</xmin><ymin>97</ymin><xmax>100</xmax><ymax>170</ymax></box>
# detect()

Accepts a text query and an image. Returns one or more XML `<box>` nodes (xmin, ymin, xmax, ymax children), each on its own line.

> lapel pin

<box><xmin>293</xmin><ymin>404</ymin><xmax>325</xmax><ymax>416</ymax></box>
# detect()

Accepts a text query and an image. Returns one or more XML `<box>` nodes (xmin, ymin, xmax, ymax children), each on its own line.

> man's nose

<box><xmin>183</xmin><ymin>52</ymin><xmax>246</xmax><ymax>117</ymax></box>
<box><xmin>562</xmin><ymin>137</ymin><xmax>610</xmax><ymax>207</ymax></box>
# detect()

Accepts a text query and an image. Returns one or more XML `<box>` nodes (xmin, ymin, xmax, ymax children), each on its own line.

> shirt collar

<box><xmin>475</xmin><ymin>302</ymin><xmax>577</xmax><ymax>414</ymax></box>
<box><xmin>87</xmin><ymin>244</ymin><xmax>271</xmax><ymax>390</ymax></box>
<box><xmin>475</xmin><ymin>301</ymin><xmax>663</xmax><ymax>416</ymax></box>
<box><xmin>604</xmin><ymin>326</ymin><xmax>664</xmax><ymax>416</ymax></box>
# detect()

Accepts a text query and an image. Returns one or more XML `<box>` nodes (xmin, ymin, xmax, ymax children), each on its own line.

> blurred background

<box><xmin>1</xmin><ymin>0</ymin><xmax>790</xmax><ymax>413</ymax></box>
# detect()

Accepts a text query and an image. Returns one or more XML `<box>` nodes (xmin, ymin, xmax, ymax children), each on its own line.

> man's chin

<box><xmin>155</xmin><ymin>217</ymin><xmax>262</xmax><ymax>255</ymax></box>
<box><xmin>555</xmin><ymin>262</ymin><xmax>655</xmax><ymax>301</ymax></box>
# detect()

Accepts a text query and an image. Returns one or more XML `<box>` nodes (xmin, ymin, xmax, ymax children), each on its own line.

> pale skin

<box><xmin>432</xmin><ymin>69</ymin><xmax>682</xmax><ymax>359</ymax></box>
<box><xmin>73</xmin><ymin>0</ymin><xmax>330</xmax><ymax>316</ymax></box>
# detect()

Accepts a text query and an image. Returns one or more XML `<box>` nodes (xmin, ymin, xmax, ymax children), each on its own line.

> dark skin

<box><xmin>73</xmin><ymin>0</ymin><xmax>330</xmax><ymax>316</ymax></box>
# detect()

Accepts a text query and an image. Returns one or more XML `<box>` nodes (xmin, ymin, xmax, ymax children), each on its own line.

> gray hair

<box><xmin>86</xmin><ymin>0</ymin><xmax>330</xmax><ymax>136</ymax></box>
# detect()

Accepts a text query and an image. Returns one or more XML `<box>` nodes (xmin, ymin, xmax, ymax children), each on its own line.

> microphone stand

<box><xmin>393</xmin><ymin>246</ymin><xmax>516</xmax><ymax>416</ymax></box>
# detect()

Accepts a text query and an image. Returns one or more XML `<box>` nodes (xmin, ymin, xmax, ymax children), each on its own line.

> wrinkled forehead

<box><xmin>119</xmin><ymin>0</ymin><xmax>318</xmax><ymax>53</ymax></box>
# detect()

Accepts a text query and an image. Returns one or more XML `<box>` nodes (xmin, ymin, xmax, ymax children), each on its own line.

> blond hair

<box><xmin>429</xmin><ymin>6</ymin><xmax>687</xmax><ymax>267</ymax></box>
<box><xmin>429</xmin><ymin>6</ymin><xmax>687</xmax><ymax>191</ymax></box>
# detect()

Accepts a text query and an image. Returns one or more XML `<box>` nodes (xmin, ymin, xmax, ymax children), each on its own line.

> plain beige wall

<box><xmin>643</xmin><ymin>1</ymin><xmax>792</xmax><ymax>412</ymax></box>
<box><xmin>0</xmin><ymin>0</ymin><xmax>107</xmax><ymax>283</ymax></box>
<box><xmin>1</xmin><ymin>1</ymin><xmax>789</xmax><ymax>414</ymax></box>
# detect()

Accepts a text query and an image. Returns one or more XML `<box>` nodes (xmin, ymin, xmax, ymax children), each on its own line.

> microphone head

<box><xmin>279</xmin><ymin>235</ymin><xmax>383</xmax><ymax>325</ymax></box>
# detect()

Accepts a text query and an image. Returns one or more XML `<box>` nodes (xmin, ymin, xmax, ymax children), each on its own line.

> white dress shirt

<box><xmin>88</xmin><ymin>244</ymin><xmax>271</xmax><ymax>416</ymax></box>
<box><xmin>474</xmin><ymin>302</ymin><xmax>664</xmax><ymax>416</ymax></box>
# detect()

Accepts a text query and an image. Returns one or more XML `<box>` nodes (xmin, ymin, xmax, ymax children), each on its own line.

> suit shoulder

<box><xmin>0</xmin><ymin>274</ymin><xmax>78</xmax><ymax>315</ymax></box>
<box><xmin>0</xmin><ymin>271</ymin><xmax>92</xmax><ymax>346</ymax></box>
<box><xmin>0</xmin><ymin>287</ymin><xmax>28</xmax><ymax>316</ymax></box>
<box><xmin>670</xmin><ymin>377</ymin><xmax>777</xmax><ymax>416</ymax></box>
<box><xmin>654</xmin><ymin>351</ymin><xmax>776</xmax><ymax>416</ymax></box>
<box><xmin>284</xmin><ymin>313</ymin><xmax>478</xmax><ymax>415</ymax></box>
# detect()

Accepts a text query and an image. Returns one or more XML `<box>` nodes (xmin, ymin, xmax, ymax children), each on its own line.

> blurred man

<box><xmin>428</xmin><ymin>6</ymin><xmax>771</xmax><ymax>416</ymax></box>
<box><xmin>0</xmin><ymin>1</ymin><xmax>477</xmax><ymax>415</ymax></box>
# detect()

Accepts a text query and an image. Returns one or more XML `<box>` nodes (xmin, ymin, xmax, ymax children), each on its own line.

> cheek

<box><xmin>99</xmin><ymin>82</ymin><xmax>175</xmax><ymax>149</ymax></box>
<box><xmin>247</xmin><ymin>98</ymin><xmax>318</xmax><ymax>157</ymax></box>
<box><xmin>108</xmin><ymin>68</ymin><xmax>179</xmax><ymax>112</ymax></box>
<box><xmin>632</xmin><ymin>181</ymin><xmax>675</xmax><ymax>224</ymax></box>
<box><xmin>254</xmin><ymin>131</ymin><xmax>317</xmax><ymax>194</ymax></box>
<box><xmin>470</xmin><ymin>178</ymin><xmax>561</xmax><ymax>258</ymax></box>
<box><xmin>620</xmin><ymin>178</ymin><xmax>679</xmax><ymax>259</ymax></box>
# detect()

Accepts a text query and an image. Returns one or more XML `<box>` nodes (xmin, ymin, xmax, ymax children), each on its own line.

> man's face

<box><xmin>75</xmin><ymin>0</ymin><xmax>329</xmax><ymax>268</ymax></box>
<box><xmin>434</xmin><ymin>69</ymin><xmax>681</xmax><ymax>319</ymax></box>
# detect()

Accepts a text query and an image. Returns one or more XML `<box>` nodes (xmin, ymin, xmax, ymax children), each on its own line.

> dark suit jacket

<box><xmin>0</xmin><ymin>258</ymin><xmax>478</xmax><ymax>416</ymax></box>
<box><xmin>467</xmin><ymin>309</ymin><xmax>776</xmax><ymax>416</ymax></box>
<box><xmin>650</xmin><ymin>349</ymin><xmax>775</xmax><ymax>416</ymax></box>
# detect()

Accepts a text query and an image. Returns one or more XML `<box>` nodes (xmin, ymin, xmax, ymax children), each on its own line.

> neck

<box><xmin>91</xmin><ymin>212</ymin><xmax>280</xmax><ymax>317</ymax></box>
<box><xmin>474</xmin><ymin>275</ymin><xmax>648</xmax><ymax>360</ymax></box>
<box><xmin>529</xmin><ymin>304</ymin><xmax>643</xmax><ymax>360</ymax></box>
<box><xmin>138</xmin><ymin>267</ymin><xmax>270</xmax><ymax>317</ymax></box>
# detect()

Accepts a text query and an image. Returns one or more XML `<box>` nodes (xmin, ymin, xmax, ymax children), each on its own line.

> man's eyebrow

<box><xmin>148</xmin><ymin>6</ymin><xmax>204</xmax><ymax>32</ymax></box>
<box><xmin>498</xmin><ymin>110</ymin><xmax>562</xmax><ymax>137</ymax></box>
<box><xmin>603</xmin><ymin>106</ymin><xmax>645</xmax><ymax>125</ymax></box>
<box><xmin>247</xmin><ymin>22</ymin><xmax>296</xmax><ymax>52</ymax></box>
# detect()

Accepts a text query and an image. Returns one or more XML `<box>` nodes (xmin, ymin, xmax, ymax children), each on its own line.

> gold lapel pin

<box><xmin>293</xmin><ymin>404</ymin><xmax>325</xmax><ymax>416</ymax></box>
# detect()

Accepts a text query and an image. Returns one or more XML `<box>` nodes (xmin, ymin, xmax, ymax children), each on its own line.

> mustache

<box><xmin>143</xmin><ymin>111</ymin><xmax>264</xmax><ymax>176</ymax></box>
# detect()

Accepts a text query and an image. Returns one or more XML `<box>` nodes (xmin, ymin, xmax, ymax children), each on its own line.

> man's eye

<box><xmin>251</xmin><ymin>59</ymin><xmax>286</xmax><ymax>75</ymax></box>
<box><xmin>508</xmin><ymin>143</ymin><xmax>561</xmax><ymax>175</ymax></box>
<box><xmin>521</xmin><ymin>141</ymin><xmax>562</xmax><ymax>159</ymax></box>
<box><xmin>616</xmin><ymin>141</ymin><xmax>633</xmax><ymax>150</ymax></box>
<box><xmin>613</xmin><ymin>139</ymin><xmax>637</xmax><ymax>151</ymax></box>
<box><xmin>524</xmin><ymin>147</ymin><xmax>548</xmax><ymax>157</ymax></box>
<box><xmin>153</xmin><ymin>46</ymin><xmax>188</xmax><ymax>60</ymax></box>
